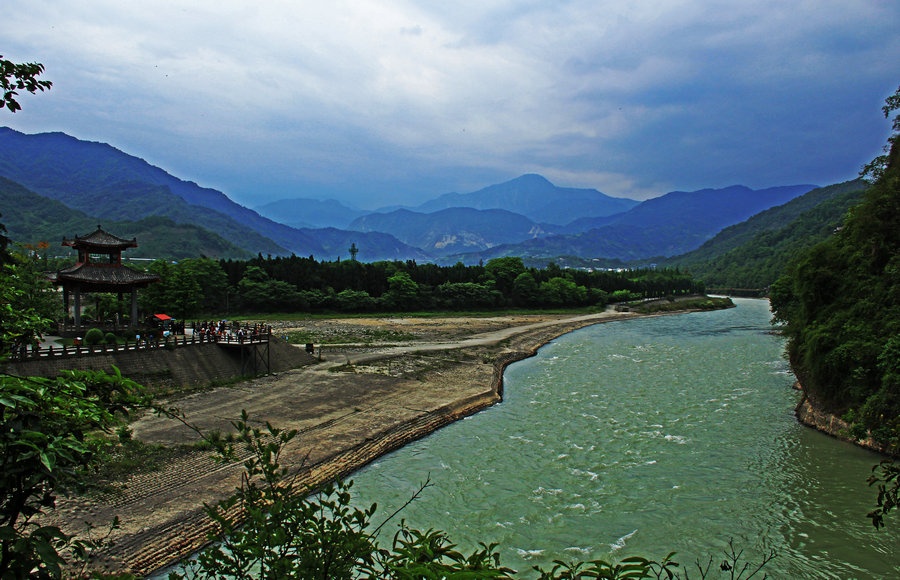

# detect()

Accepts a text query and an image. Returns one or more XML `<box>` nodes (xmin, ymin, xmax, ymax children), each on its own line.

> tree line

<box><xmin>139</xmin><ymin>255</ymin><xmax>703</xmax><ymax>319</ymax></box>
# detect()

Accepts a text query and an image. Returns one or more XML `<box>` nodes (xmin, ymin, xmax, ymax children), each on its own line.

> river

<box><xmin>351</xmin><ymin>298</ymin><xmax>899</xmax><ymax>578</ymax></box>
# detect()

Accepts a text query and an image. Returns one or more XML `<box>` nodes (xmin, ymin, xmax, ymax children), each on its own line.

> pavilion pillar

<box><xmin>63</xmin><ymin>287</ymin><xmax>70</xmax><ymax>328</ymax></box>
<box><xmin>130</xmin><ymin>288</ymin><xmax>138</xmax><ymax>328</ymax></box>
<box><xmin>73</xmin><ymin>287</ymin><xmax>82</xmax><ymax>328</ymax></box>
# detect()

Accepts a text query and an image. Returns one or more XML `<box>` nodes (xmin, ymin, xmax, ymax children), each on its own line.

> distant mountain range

<box><xmin>410</xmin><ymin>173</ymin><xmax>639</xmax><ymax>222</ymax></box>
<box><xmin>254</xmin><ymin>198</ymin><xmax>368</xmax><ymax>229</ymax></box>
<box><xmin>0</xmin><ymin>127</ymin><xmax>425</xmax><ymax>261</ymax></box>
<box><xmin>427</xmin><ymin>183</ymin><xmax>817</xmax><ymax>264</ymax></box>
<box><xmin>348</xmin><ymin>207</ymin><xmax>554</xmax><ymax>257</ymax></box>
<box><xmin>0</xmin><ymin>127</ymin><xmax>826</xmax><ymax>268</ymax></box>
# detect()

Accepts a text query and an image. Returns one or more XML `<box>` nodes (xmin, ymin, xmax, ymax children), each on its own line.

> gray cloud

<box><xmin>3</xmin><ymin>0</ymin><xmax>899</xmax><ymax>207</ymax></box>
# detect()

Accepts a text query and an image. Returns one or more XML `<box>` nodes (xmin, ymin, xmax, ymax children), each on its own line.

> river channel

<box><xmin>352</xmin><ymin>298</ymin><xmax>899</xmax><ymax>578</ymax></box>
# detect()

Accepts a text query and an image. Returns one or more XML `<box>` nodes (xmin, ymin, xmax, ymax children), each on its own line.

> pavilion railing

<box><xmin>5</xmin><ymin>329</ymin><xmax>272</xmax><ymax>363</ymax></box>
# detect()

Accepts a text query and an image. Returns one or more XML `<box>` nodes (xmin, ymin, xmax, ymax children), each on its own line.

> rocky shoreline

<box><xmin>793</xmin><ymin>385</ymin><xmax>897</xmax><ymax>457</ymax></box>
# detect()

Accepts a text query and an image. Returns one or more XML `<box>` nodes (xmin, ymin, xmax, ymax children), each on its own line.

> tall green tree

<box><xmin>382</xmin><ymin>271</ymin><xmax>419</xmax><ymax>310</ymax></box>
<box><xmin>484</xmin><ymin>257</ymin><xmax>526</xmax><ymax>299</ymax></box>
<box><xmin>179</xmin><ymin>257</ymin><xmax>229</xmax><ymax>314</ymax></box>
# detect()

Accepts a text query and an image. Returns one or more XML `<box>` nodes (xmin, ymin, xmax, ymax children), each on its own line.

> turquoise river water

<box><xmin>351</xmin><ymin>299</ymin><xmax>899</xmax><ymax>578</ymax></box>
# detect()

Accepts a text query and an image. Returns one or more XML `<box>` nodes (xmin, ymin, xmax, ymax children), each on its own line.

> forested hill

<box><xmin>0</xmin><ymin>176</ymin><xmax>251</xmax><ymax>260</ymax></box>
<box><xmin>770</xmin><ymin>88</ymin><xmax>900</xmax><ymax>448</ymax></box>
<box><xmin>668</xmin><ymin>180</ymin><xmax>868</xmax><ymax>290</ymax></box>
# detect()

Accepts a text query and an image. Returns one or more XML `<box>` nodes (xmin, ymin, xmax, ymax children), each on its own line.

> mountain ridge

<box><xmin>0</xmin><ymin>127</ymin><xmax>427</xmax><ymax>261</ymax></box>
<box><xmin>0</xmin><ymin>127</ymin><xmax>825</xmax><ymax>265</ymax></box>
<box><xmin>411</xmin><ymin>173</ymin><xmax>639</xmax><ymax>224</ymax></box>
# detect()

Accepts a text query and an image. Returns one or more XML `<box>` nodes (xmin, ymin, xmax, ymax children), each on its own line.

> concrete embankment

<box><xmin>4</xmin><ymin>335</ymin><xmax>315</xmax><ymax>389</ymax></box>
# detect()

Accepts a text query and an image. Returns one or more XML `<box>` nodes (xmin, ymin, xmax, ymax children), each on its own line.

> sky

<box><xmin>3</xmin><ymin>1</ymin><xmax>899</xmax><ymax>210</ymax></box>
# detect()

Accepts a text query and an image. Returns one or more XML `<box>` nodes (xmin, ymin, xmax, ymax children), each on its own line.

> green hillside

<box><xmin>770</xmin><ymin>87</ymin><xmax>900</xmax><ymax>446</ymax></box>
<box><xmin>0</xmin><ymin>176</ymin><xmax>251</xmax><ymax>260</ymax></box>
<box><xmin>667</xmin><ymin>180</ymin><xmax>868</xmax><ymax>290</ymax></box>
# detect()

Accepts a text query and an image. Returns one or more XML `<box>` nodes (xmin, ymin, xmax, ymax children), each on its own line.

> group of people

<box><xmin>191</xmin><ymin>320</ymin><xmax>271</xmax><ymax>341</ymax></box>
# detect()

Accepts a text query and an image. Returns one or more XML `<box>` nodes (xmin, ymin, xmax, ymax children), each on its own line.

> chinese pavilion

<box><xmin>55</xmin><ymin>226</ymin><xmax>160</xmax><ymax>329</ymax></box>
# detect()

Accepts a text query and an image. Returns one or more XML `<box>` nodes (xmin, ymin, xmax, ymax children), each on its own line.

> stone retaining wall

<box><xmin>3</xmin><ymin>337</ymin><xmax>315</xmax><ymax>389</ymax></box>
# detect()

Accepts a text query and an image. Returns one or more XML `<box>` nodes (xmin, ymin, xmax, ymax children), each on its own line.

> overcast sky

<box><xmin>3</xmin><ymin>1</ymin><xmax>899</xmax><ymax>209</ymax></box>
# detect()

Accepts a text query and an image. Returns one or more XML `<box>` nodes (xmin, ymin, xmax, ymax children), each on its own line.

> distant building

<box><xmin>54</xmin><ymin>225</ymin><xmax>160</xmax><ymax>329</ymax></box>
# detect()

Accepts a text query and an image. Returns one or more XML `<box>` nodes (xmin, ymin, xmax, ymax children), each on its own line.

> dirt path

<box><xmin>51</xmin><ymin>308</ymin><xmax>642</xmax><ymax>576</ymax></box>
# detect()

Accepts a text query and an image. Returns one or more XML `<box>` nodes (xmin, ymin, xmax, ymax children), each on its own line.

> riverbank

<box><xmin>48</xmin><ymin>301</ymin><xmax>724</xmax><ymax>576</ymax></box>
<box><xmin>794</xmin><ymin>386</ymin><xmax>898</xmax><ymax>457</ymax></box>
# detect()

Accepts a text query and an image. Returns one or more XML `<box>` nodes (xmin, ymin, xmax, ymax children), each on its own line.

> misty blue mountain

<box><xmin>410</xmin><ymin>173</ymin><xmax>639</xmax><ymax>224</ymax></box>
<box><xmin>0</xmin><ymin>127</ymin><xmax>820</xmax><ymax>265</ymax></box>
<box><xmin>434</xmin><ymin>183</ymin><xmax>817</xmax><ymax>264</ymax></box>
<box><xmin>255</xmin><ymin>197</ymin><xmax>368</xmax><ymax>229</ymax></box>
<box><xmin>0</xmin><ymin>127</ymin><xmax>424</xmax><ymax>261</ymax></box>
<box><xmin>349</xmin><ymin>207</ymin><xmax>554</xmax><ymax>257</ymax></box>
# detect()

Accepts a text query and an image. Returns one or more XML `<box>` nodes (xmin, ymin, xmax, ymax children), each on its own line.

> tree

<box><xmin>139</xmin><ymin>259</ymin><xmax>173</xmax><ymax>316</ymax></box>
<box><xmin>861</xmin><ymin>84</ymin><xmax>900</xmax><ymax>182</ymax></box>
<box><xmin>236</xmin><ymin>265</ymin><xmax>304</xmax><ymax>312</ymax></box>
<box><xmin>1</xmin><ymin>250</ymin><xmax>148</xmax><ymax>575</ymax></box>
<box><xmin>0</xmin><ymin>367</ymin><xmax>147</xmax><ymax>577</ymax></box>
<box><xmin>1</xmin><ymin>55</ymin><xmax>52</xmax><ymax>112</ymax></box>
<box><xmin>383</xmin><ymin>271</ymin><xmax>419</xmax><ymax>310</ymax></box>
<box><xmin>512</xmin><ymin>271</ymin><xmax>540</xmax><ymax>307</ymax></box>
<box><xmin>178</xmin><ymin>257</ymin><xmax>229</xmax><ymax>314</ymax></box>
<box><xmin>166</xmin><ymin>267</ymin><xmax>203</xmax><ymax>320</ymax></box>
<box><xmin>539</xmin><ymin>277</ymin><xmax>588</xmax><ymax>307</ymax></box>
<box><xmin>485</xmin><ymin>257</ymin><xmax>526</xmax><ymax>299</ymax></box>
<box><xmin>435</xmin><ymin>282</ymin><xmax>501</xmax><ymax>309</ymax></box>
<box><xmin>869</xmin><ymin>460</ymin><xmax>900</xmax><ymax>529</ymax></box>
<box><xmin>0</xmin><ymin>214</ymin><xmax>10</xmax><ymax>265</ymax></box>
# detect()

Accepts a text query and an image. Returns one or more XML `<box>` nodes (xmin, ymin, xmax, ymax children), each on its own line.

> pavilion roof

<box><xmin>55</xmin><ymin>262</ymin><xmax>160</xmax><ymax>291</ymax></box>
<box><xmin>62</xmin><ymin>225</ymin><xmax>138</xmax><ymax>250</ymax></box>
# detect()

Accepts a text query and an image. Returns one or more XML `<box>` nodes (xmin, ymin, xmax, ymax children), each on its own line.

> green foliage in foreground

<box><xmin>0</xmin><ymin>367</ymin><xmax>147</xmax><ymax>578</ymax></box>
<box><xmin>869</xmin><ymin>460</ymin><xmax>900</xmax><ymax>529</ymax></box>
<box><xmin>1</xmin><ymin>54</ymin><xmax>52</xmax><ymax>112</ymax></box>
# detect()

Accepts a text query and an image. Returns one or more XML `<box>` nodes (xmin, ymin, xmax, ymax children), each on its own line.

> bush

<box><xmin>84</xmin><ymin>327</ymin><xmax>104</xmax><ymax>346</ymax></box>
<box><xmin>104</xmin><ymin>332</ymin><xmax>118</xmax><ymax>345</ymax></box>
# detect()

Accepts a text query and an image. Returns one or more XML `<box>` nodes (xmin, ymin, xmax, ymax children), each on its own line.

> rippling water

<box><xmin>352</xmin><ymin>299</ymin><xmax>900</xmax><ymax>578</ymax></box>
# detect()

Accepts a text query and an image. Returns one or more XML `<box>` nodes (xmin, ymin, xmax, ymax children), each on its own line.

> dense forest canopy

<box><xmin>138</xmin><ymin>254</ymin><xmax>702</xmax><ymax>318</ymax></box>
<box><xmin>771</xmin><ymin>86</ymin><xmax>900</xmax><ymax>446</ymax></box>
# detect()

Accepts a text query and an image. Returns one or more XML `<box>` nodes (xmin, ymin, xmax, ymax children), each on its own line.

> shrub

<box><xmin>84</xmin><ymin>327</ymin><xmax>104</xmax><ymax>346</ymax></box>
<box><xmin>104</xmin><ymin>332</ymin><xmax>118</xmax><ymax>345</ymax></box>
